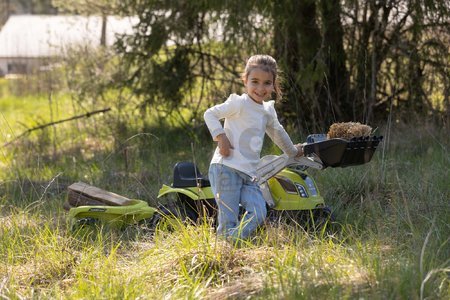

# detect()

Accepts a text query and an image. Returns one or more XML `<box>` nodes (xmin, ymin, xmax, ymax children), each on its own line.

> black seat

<box><xmin>172</xmin><ymin>162</ymin><xmax>210</xmax><ymax>188</ymax></box>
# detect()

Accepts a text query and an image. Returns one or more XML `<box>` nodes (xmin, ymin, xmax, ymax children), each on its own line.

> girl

<box><xmin>204</xmin><ymin>54</ymin><xmax>303</xmax><ymax>241</ymax></box>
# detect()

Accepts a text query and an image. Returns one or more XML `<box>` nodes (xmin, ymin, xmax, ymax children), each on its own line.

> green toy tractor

<box><xmin>155</xmin><ymin>134</ymin><xmax>383</xmax><ymax>230</ymax></box>
<box><xmin>66</xmin><ymin>133</ymin><xmax>382</xmax><ymax>232</ymax></box>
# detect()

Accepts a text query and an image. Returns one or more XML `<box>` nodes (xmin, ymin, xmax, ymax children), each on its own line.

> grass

<box><xmin>0</xmin><ymin>90</ymin><xmax>449</xmax><ymax>299</ymax></box>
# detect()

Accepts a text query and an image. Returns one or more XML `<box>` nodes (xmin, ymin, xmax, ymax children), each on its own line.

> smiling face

<box><xmin>243</xmin><ymin>67</ymin><xmax>275</xmax><ymax>104</ymax></box>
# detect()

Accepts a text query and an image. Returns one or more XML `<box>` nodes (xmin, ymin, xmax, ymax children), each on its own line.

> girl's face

<box><xmin>243</xmin><ymin>68</ymin><xmax>274</xmax><ymax>104</ymax></box>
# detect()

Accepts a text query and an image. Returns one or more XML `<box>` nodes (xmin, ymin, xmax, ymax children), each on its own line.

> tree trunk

<box><xmin>320</xmin><ymin>0</ymin><xmax>350</xmax><ymax>122</ymax></box>
<box><xmin>100</xmin><ymin>14</ymin><xmax>107</xmax><ymax>47</ymax></box>
<box><xmin>406</xmin><ymin>1</ymin><xmax>426</xmax><ymax>116</ymax></box>
<box><xmin>273</xmin><ymin>0</ymin><xmax>324</xmax><ymax>131</ymax></box>
<box><xmin>354</xmin><ymin>2</ymin><xmax>371</xmax><ymax>122</ymax></box>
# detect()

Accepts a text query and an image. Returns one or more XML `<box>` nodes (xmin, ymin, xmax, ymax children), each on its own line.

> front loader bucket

<box><xmin>304</xmin><ymin>136</ymin><xmax>383</xmax><ymax>168</ymax></box>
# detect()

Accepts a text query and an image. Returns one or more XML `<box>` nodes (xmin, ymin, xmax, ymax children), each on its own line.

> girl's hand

<box><xmin>217</xmin><ymin>134</ymin><xmax>233</xmax><ymax>157</ymax></box>
<box><xmin>295</xmin><ymin>143</ymin><xmax>305</xmax><ymax>157</ymax></box>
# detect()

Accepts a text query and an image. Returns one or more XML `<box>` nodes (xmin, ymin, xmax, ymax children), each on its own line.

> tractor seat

<box><xmin>172</xmin><ymin>161</ymin><xmax>210</xmax><ymax>188</ymax></box>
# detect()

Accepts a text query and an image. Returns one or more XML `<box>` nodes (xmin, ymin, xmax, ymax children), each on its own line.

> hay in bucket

<box><xmin>327</xmin><ymin>122</ymin><xmax>372</xmax><ymax>140</ymax></box>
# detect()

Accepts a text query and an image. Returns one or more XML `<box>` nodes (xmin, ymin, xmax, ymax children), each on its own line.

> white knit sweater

<box><xmin>204</xmin><ymin>93</ymin><xmax>298</xmax><ymax>176</ymax></box>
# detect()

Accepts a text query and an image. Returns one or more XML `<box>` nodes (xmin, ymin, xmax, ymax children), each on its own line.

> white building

<box><xmin>0</xmin><ymin>15</ymin><xmax>136</xmax><ymax>76</ymax></box>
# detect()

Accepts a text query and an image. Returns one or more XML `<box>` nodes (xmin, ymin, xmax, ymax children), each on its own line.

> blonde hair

<box><xmin>242</xmin><ymin>54</ymin><xmax>282</xmax><ymax>101</ymax></box>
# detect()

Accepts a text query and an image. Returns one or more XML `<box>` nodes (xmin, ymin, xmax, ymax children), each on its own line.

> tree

<box><xmin>56</xmin><ymin>0</ymin><xmax>449</xmax><ymax>130</ymax></box>
<box><xmin>273</xmin><ymin>0</ymin><xmax>326</xmax><ymax>131</ymax></box>
<box><xmin>320</xmin><ymin>0</ymin><xmax>351</xmax><ymax>121</ymax></box>
<box><xmin>53</xmin><ymin>0</ymin><xmax>119</xmax><ymax>46</ymax></box>
<box><xmin>113</xmin><ymin>1</ymin><xmax>263</xmax><ymax>128</ymax></box>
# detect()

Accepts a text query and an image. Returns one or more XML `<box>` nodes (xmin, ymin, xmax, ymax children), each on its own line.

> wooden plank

<box><xmin>67</xmin><ymin>182</ymin><xmax>133</xmax><ymax>206</ymax></box>
<box><xmin>67</xmin><ymin>190</ymin><xmax>107</xmax><ymax>207</ymax></box>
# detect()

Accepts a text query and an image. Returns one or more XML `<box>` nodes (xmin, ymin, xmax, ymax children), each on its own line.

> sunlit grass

<box><xmin>0</xmin><ymin>89</ymin><xmax>448</xmax><ymax>298</ymax></box>
<box><xmin>1</xmin><ymin>208</ymin><xmax>447</xmax><ymax>299</ymax></box>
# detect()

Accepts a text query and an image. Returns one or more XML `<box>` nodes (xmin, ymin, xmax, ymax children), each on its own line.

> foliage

<box><xmin>105</xmin><ymin>0</ymin><xmax>449</xmax><ymax>131</ymax></box>
<box><xmin>51</xmin><ymin>0</ymin><xmax>121</xmax><ymax>16</ymax></box>
<box><xmin>112</xmin><ymin>0</ymin><xmax>258</xmax><ymax>127</ymax></box>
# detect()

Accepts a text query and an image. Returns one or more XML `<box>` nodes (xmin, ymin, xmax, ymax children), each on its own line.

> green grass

<box><xmin>0</xmin><ymin>91</ymin><xmax>449</xmax><ymax>299</ymax></box>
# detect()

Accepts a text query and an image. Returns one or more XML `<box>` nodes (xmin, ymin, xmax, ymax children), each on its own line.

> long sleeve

<box><xmin>204</xmin><ymin>94</ymin><xmax>242</xmax><ymax>140</ymax></box>
<box><xmin>265</xmin><ymin>103</ymin><xmax>298</xmax><ymax>157</ymax></box>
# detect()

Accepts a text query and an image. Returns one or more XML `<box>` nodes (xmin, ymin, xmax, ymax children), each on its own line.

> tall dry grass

<box><xmin>0</xmin><ymin>90</ymin><xmax>448</xmax><ymax>299</ymax></box>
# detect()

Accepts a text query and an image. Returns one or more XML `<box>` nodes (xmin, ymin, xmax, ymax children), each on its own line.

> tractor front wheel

<box><xmin>307</xmin><ymin>206</ymin><xmax>336</xmax><ymax>233</ymax></box>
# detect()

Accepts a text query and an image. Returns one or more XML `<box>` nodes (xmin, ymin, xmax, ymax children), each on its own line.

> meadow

<box><xmin>0</xmin><ymin>78</ymin><xmax>449</xmax><ymax>299</ymax></box>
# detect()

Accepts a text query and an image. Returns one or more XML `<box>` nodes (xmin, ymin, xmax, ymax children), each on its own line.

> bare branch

<box><xmin>2</xmin><ymin>108</ymin><xmax>111</xmax><ymax>148</ymax></box>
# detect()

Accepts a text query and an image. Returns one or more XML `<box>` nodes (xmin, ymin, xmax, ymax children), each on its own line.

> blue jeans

<box><xmin>208</xmin><ymin>163</ymin><xmax>267</xmax><ymax>240</ymax></box>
